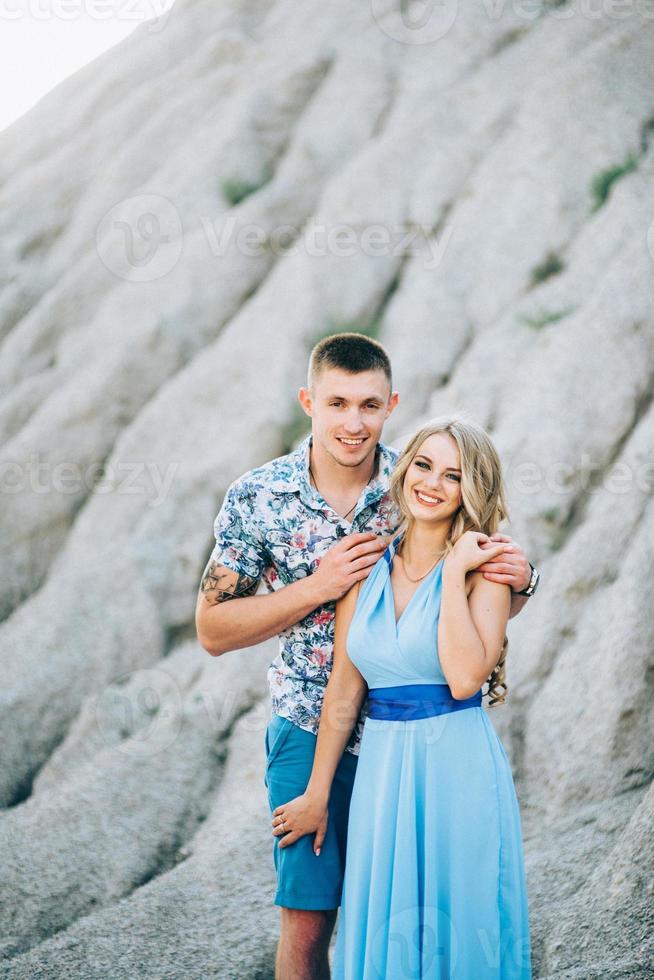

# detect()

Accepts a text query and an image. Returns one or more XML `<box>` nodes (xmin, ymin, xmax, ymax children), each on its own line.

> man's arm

<box><xmin>196</xmin><ymin>533</ymin><xmax>389</xmax><ymax>657</ymax></box>
<box><xmin>508</xmin><ymin>592</ymin><xmax>529</xmax><ymax>620</ymax></box>
<box><xmin>195</xmin><ymin>558</ymin><xmax>325</xmax><ymax>656</ymax></box>
<box><xmin>477</xmin><ymin>533</ymin><xmax>536</xmax><ymax>620</ymax></box>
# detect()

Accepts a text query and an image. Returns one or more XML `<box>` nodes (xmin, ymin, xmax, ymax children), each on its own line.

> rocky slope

<box><xmin>1</xmin><ymin>0</ymin><xmax>653</xmax><ymax>976</ymax></box>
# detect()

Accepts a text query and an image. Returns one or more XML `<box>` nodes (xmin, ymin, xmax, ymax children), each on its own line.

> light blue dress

<box><xmin>332</xmin><ymin>534</ymin><xmax>532</xmax><ymax>979</ymax></box>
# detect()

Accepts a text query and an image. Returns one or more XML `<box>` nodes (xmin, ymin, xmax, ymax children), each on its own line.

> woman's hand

<box><xmin>271</xmin><ymin>793</ymin><xmax>329</xmax><ymax>855</ymax></box>
<box><xmin>445</xmin><ymin>531</ymin><xmax>507</xmax><ymax>576</ymax></box>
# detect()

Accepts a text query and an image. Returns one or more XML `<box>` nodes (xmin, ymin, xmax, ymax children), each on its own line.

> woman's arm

<box><xmin>271</xmin><ymin>580</ymin><xmax>367</xmax><ymax>854</ymax></box>
<box><xmin>438</xmin><ymin>532</ymin><xmax>511</xmax><ymax>699</ymax></box>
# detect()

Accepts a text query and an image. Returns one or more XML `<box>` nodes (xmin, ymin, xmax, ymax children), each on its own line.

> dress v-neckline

<box><xmin>386</xmin><ymin>537</ymin><xmax>444</xmax><ymax>631</ymax></box>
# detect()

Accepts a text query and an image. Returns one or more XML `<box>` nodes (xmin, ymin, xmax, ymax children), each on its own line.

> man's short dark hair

<box><xmin>308</xmin><ymin>333</ymin><xmax>392</xmax><ymax>392</ymax></box>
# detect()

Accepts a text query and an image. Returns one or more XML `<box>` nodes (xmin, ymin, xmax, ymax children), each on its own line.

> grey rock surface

<box><xmin>1</xmin><ymin>0</ymin><xmax>652</xmax><ymax>976</ymax></box>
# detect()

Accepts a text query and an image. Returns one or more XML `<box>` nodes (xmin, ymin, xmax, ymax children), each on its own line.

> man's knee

<box><xmin>279</xmin><ymin>906</ymin><xmax>337</xmax><ymax>951</ymax></box>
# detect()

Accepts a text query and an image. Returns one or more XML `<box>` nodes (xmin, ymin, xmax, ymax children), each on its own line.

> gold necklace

<box><xmin>397</xmin><ymin>542</ymin><xmax>446</xmax><ymax>582</ymax></box>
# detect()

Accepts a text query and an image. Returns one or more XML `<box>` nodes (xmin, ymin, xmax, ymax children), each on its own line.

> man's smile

<box><xmin>336</xmin><ymin>436</ymin><xmax>368</xmax><ymax>447</ymax></box>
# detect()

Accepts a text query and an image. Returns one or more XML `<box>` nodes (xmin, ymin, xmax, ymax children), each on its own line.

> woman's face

<box><xmin>402</xmin><ymin>432</ymin><xmax>463</xmax><ymax>523</ymax></box>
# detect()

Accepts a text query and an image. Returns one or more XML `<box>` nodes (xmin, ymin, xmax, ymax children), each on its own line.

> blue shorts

<box><xmin>264</xmin><ymin>713</ymin><xmax>358</xmax><ymax>910</ymax></box>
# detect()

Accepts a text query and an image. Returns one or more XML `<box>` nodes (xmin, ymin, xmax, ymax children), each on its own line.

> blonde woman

<box><xmin>271</xmin><ymin>416</ymin><xmax>532</xmax><ymax>978</ymax></box>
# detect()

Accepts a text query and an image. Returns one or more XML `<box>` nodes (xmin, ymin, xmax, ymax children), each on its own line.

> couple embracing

<box><xmin>196</xmin><ymin>333</ymin><xmax>535</xmax><ymax>979</ymax></box>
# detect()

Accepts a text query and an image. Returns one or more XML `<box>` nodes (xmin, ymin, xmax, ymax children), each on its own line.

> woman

<box><xmin>271</xmin><ymin>416</ymin><xmax>532</xmax><ymax>979</ymax></box>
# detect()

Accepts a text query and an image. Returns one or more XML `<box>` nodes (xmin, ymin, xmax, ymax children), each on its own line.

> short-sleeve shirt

<box><xmin>208</xmin><ymin>433</ymin><xmax>401</xmax><ymax>756</ymax></box>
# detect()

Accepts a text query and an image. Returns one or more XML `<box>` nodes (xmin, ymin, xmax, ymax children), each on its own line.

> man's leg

<box><xmin>263</xmin><ymin>715</ymin><xmax>358</xmax><ymax>978</ymax></box>
<box><xmin>276</xmin><ymin>907</ymin><xmax>337</xmax><ymax>980</ymax></box>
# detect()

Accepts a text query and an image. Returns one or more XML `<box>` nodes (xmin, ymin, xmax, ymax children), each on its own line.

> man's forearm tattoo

<box><xmin>200</xmin><ymin>559</ymin><xmax>258</xmax><ymax>606</ymax></box>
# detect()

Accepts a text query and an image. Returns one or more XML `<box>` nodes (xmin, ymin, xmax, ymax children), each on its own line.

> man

<box><xmin>195</xmin><ymin>333</ymin><xmax>538</xmax><ymax>980</ymax></box>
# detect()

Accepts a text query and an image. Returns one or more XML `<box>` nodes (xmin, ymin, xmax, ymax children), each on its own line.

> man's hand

<box><xmin>310</xmin><ymin>532</ymin><xmax>390</xmax><ymax>604</ymax></box>
<box><xmin>271</xmin><ymin>793</ymin><xmax>329</xmax><ymax>855</ymax></box>
<box><xmin>476</xmin><ymin>534</ymin><xmax>531</xmax><ymax>593</ymax></box>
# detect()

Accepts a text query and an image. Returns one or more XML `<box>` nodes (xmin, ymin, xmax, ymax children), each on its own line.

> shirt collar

<box><xmin>270</xmin><ymin>432</ymin><xmax>397</xmax><ymax>517</ymax></box>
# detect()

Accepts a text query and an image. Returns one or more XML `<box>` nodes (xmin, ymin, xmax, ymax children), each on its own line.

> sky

<box><xmin>0</xmin><ymin>1</ymin><xmax>176</xmax><ymax>134</ymax></box>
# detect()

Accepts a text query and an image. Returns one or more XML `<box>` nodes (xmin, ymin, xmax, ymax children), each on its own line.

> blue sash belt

<box><xmin>367</xmin><ymin>683</ymin><xmax>482</xmax><ymax>721</ymax></box>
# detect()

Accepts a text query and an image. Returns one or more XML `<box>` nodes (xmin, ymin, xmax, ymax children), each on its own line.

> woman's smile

<box><xmin>413</xmin><ymin>488</ymin><xmax>444</xmax><ymax>507</ymax></box>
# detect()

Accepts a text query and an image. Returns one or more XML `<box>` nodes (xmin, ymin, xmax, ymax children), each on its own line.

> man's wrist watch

<box><xmin>516</xmin><ymin>563</ymin><xmax>540</xmax><ymax>597</ymax></box>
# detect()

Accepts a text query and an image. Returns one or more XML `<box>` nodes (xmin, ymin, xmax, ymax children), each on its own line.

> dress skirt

<box><xmin>332</xmin><ymin>706</ymin><xmax>531</xmax><ymax>979</ymax></box>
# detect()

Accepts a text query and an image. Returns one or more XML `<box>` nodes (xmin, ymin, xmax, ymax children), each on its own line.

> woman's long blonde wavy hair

<box><xmin>389</xmin><ymin>415</ymin><xmax>510</xmax><ymax>707</ymax></box>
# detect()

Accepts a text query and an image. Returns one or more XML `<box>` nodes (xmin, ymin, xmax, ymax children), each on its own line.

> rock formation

<box><xmin>1</xmin><ymin>0</ymin><xmax>652</xmax><ymax>976</ymax></box>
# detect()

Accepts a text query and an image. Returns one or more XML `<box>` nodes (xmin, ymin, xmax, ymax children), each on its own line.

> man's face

<box><xmin>299</xmin><ymin>367</ymin><xmax>399</xmax><ymax>468</ymax></box>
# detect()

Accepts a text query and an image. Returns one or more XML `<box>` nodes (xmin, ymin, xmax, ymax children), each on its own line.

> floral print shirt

<box><xmin>209</xmin><ymin>433</ymin><xmax>401</xmax><ymax>755</ymax></box>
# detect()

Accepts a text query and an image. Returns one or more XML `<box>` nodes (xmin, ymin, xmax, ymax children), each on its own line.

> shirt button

<box><xmin>336</xmin><ymin>526</ymin><xmax>345</xmax><ymax>537</ymax></box>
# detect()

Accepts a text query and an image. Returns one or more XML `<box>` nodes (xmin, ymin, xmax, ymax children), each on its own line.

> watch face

<box><xmin>529</xmin><ymin>570</ymin><xmax>540</xmax><ymax>595</ymax></box>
